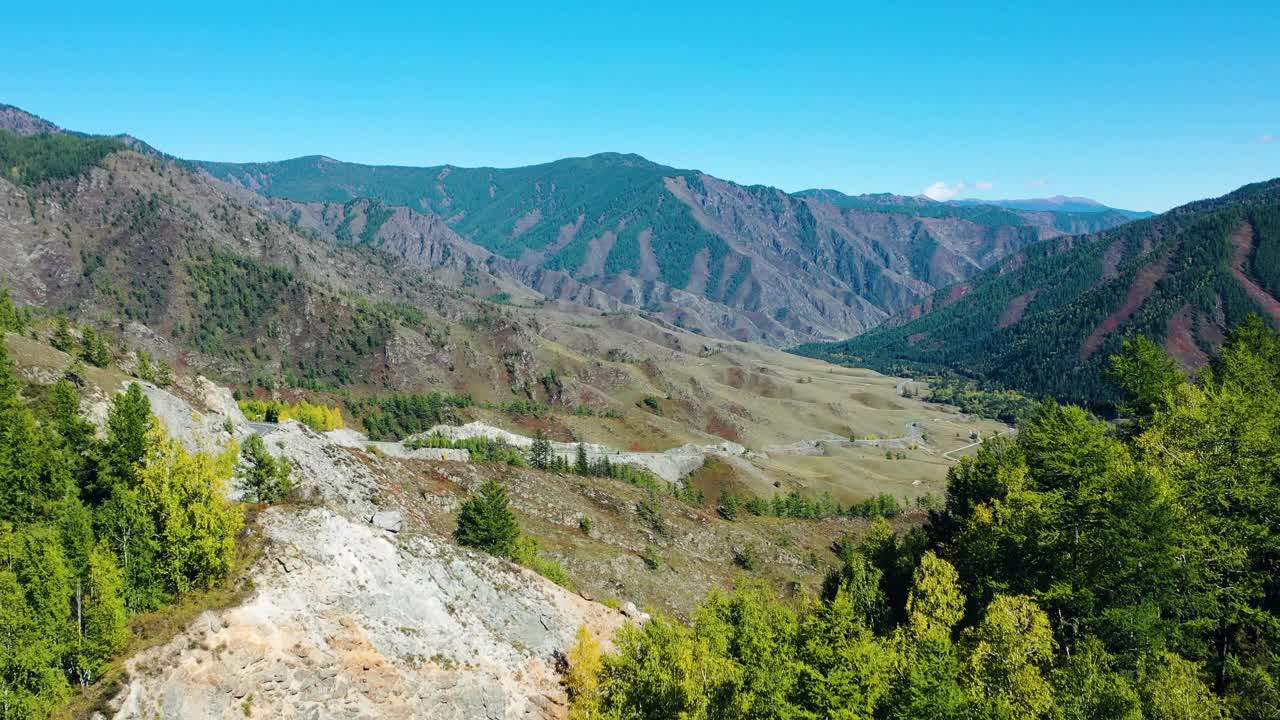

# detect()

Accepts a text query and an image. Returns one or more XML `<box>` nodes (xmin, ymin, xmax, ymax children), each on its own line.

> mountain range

<box><xmin>1</xmin><ymin>102</ymin><xmax>1153</xmax><ymax>347</ymax></box>
<box><xmin>796</xmin><ymin>177</ymin><xmax>1280</xmax><ymax>405</ymax></box>
<box><xmin>949</xmin><ymin>195</ymin><xmax>1154</xmax><ymax>217</ymax></box>
<box><xmin>193</xmin><ymin>148</ymin><xmax>1143</xmax><ymax>346</ymax></box>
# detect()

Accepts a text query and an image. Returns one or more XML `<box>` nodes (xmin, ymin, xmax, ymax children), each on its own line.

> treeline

<box><xmin>344</xmin><ymin>391</ymin><xmax>473</xmax><ymax>440</ymax></box>
<box><xmin>718</xmin><ymin>488</ymin><xmax>934</xmax><ymax>522</ymax></box>
<box><xmin>571</xmin><ymin>317</ymin><xmax>1280</xmax><ymax>719</ymax></box>
<box><xmin>0</xmin><ymin>130</ymin><xmax>124</xmax><ymax>186</ymax></box>
<box><xmin>0</xmin><ymin>348</ymin><xmax>242</xmax><ymax>718</ymax></box>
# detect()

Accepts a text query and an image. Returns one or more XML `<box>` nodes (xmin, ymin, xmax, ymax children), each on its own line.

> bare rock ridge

<box><xmin>109</xmin><ymin>380</ymin><xmax>626</xmax><ymax>719</ymax></box>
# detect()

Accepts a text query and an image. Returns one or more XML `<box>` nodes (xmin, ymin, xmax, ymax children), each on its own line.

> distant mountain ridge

<box><xmin>795</xmin><ymin>178</ymin><xmax>1280</xmax><ymax>405</ymax></box>
<box><xmin>949</xmin><ymin>195</ymin><xmax>1154</xmax><ymax>217</ymax></box>
<box><xmin>1</xmin><ymin>102</ymin><xmax>1144</xmax><ymax>345</ymax></box>
<box><xmin>195</xmin><ymin>151</ymin><xmax>1142</xmax><ymax>344</ymax></box>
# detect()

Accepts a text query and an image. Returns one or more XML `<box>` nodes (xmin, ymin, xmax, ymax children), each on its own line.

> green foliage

<box><xmin>511</xmin><ymin>536</ymin><xmax>572</xmax><ymax>589</ymax></box>
<box><xmin>78</xmin><ymin>327</ymin><xmax>110</xmax><ymax>368</ymax></box>
<box><xmin>344</xmin><ymin>392</ymin><xmax>471</xmax><ymax>440</ymax></box>
<box><xmin>453</xmin><ymin>479</ymin><xmax>521</xmax><ymax>558</ymax></box>
<box><xmin>0</xmin><ymin>350</ymin><xmax>243</xmax><ymax>718</ymax></box>
<box><xmin>403</xmin><ymin>433</ymin><xmax>525</xmax><ymax>465</ymax></box>
<box><xmin>238</xmin><ymin>398</ymin><xmax>344</xmax><ymax>432</ymax></box>
<box><xmin>0</xmin><ymin>130</ymin><xmax>123</xmax><ymax>186</ymax></box>
<box><xmin>235</xmin><ymin>434</ymin><xmax>292</xmax><ymax>503</ymax></box>
<box><xmin>0</xmin><ymin>284</ymin><xmax>25</xmax><ymax>333</ymax></box>
<box><xmin>528</xmin><ymin>431</ymin><xmax>553</xmax><ymax>470</ymax></box>
<box><xmin>922</xmin><ymin>375</ymin><xmax>1038</xmax><ymax>425</ymax></box>
<box><xmin>583</xmin><ymin>319</ymin><xmax>1280</xmax><ymax>718</ymax></box>
<box><xmin>51</xmin><ymin>313</ymin><xmax>74</xmax><ymax>353</ymax></box>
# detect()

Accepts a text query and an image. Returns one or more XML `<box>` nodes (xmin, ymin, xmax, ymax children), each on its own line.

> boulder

<box><xmin>369</xmin><ymin>510</ymin><xmax>403</xmax><ymax>533</ymax></box>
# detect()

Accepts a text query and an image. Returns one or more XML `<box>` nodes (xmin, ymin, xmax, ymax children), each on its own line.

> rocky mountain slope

<box><xmin>195</xmin><ymin>150</ymin><xmax>1140</xmax><ymax>345</ymax></box>
<box><xmin>796</xmin><ymin>177</ymin><xmax>1280</xmax><ymax>405</ymax></box>
<box><xmin>7</xmin><ymin>330</ymin><xmax>898</xmax><ymax>718</ymax></box>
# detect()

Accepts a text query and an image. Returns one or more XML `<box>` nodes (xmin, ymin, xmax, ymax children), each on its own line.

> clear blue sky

<box><xmin>5</xmin><ymin>1</ymin><xmax>1278</xmax><ymax>211</ymax></box>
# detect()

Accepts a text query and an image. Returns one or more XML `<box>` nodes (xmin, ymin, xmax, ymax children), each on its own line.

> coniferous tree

<box><xmin>236</xmin><ymin>433</ymin><xmax>292</xmax><ymax>503</ymax></box>
<box><xmin>453</xmin><ymin>479</ymin><xmax>520</xmax><ymax>558</ymax></box>
<box><xmin>0</xmin><ymin>284</ymin><xmax>22</xmax><ymax>332</ymax></box>
<box><xmin>79</xmin><ymin>327</ymin><xmax>110</xmax><ymax>368</ymax></box>
<box><xmin>135</xmin><ymin>349</ymin><xmax>154</xmax><ymax>382</ymax></box>
<box><xmin>51</xmin><ymin>312</ymin><xmax>74</xmax><ymax>353</ymax></box>
<box><xmin>69</xmin><ymin>541</ymin><xmax>129</xmax><ymax>687</ymax></box>
<box><xmin>100</xmin><ymin>383</ymin><xmax>152</xmax><ymax>492</ymax></box>
<box><xmin>574</xmin><ymin>443</ymin><xmax>590</xmax><ymax>475</ymax></box>
<box><xmin>153</xmin><ymin>359</ymin><xmax>174</xmax><ymax>387</ymax></box>
<box><xmin>528</xmin><ymin>431</ymin><xmax>552</xmax><ymax>470</ymax></box>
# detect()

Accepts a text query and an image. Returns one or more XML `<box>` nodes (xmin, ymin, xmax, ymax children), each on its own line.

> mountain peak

<box><xmin>0</xmin><ymin>103</ymin><xmax>61</xmax><ymax>136</ymax></box>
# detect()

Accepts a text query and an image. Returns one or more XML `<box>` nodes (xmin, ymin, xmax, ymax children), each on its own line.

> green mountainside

<box><xmin>196</xmin><ymin>152</ymin><xmax>1143</xmax><ymax>344</ymax></box>
<box><xmin>795</xmin><ymin>178</ymin><xmax>1280</xmax><ymax>405</ymax></box>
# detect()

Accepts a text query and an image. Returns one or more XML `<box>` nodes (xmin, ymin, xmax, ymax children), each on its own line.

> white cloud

<box><xmin>975</xmin><ymin>180</ymin><xmax>994</xmax><ymax>191</ymax></box>
<box><xmin>923</xmin><ymin>181</ymin><xmax>967</xmax><ymax>201</ymax></box>
<box><xmin>1260</xmin><ymin>134</ymin><xmax>1275</xmax><ymax>145</ymax></box>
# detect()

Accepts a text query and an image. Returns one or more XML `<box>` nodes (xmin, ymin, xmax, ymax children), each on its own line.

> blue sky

<box><xmin>5</xmin><ymin>1</ymin><xmax>1277</xmax><ymax>211</ymax></box>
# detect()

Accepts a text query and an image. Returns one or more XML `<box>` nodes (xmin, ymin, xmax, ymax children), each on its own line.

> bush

<box><xmin>512</xmin><ymin>536</ymin><xmax>573</xmax><ymax>589</ymax></box>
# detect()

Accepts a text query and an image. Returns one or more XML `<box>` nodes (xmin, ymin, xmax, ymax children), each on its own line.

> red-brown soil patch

<box><xmin>704</xmin><ymin>411</ymin><xmax>741</xmax><ymax>443</ymax></box>
<box><xmin>1080</xmin><ymin>253</ymin><xmax>1171</xmax><ymax>360</ymax></box>
<box><xmin>1229</xmin><ymin>222</ymin><xmax>1280</xmax><ymax>326</ymax></box>
<box><xmin>907</xmin><ymin>332</ymin><xmax>929</xmax><ymax>345</ymax></box>
<box><xmin>1165</xmin><ymin>304</ymin><xmax>1209</xmax><ymax>368</ymax></box>
<box><xmin>997</xmin><ymin>289</ymin><xmax>1039</xmax><ymax>329</ymax></box>
<box><xmin>942</xmin><ymin>282</ymin><xmax>972</xmax><ymax>307</ymax></box>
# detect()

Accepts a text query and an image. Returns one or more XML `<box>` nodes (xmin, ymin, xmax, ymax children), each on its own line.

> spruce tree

<box><xmin>236</xmin><ymin>433</ymin><xmax>292</xmax><ymax>503</ymax></box>
<box><xmin>454</xmin><ymin>479</ymin><xmax>520</xmax><ymax>558</ymax></box>
<box><xmin>529</xmin><ymin>431</ymin><xmax>552</xmax><ymax>470</ymax></box>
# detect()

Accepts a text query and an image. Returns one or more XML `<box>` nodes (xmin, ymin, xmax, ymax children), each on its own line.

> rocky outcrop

<box><xmin>417</xmin><ymin>421</ymin><xmax>752</xmax><ymax>484</ymax></box>
<box><xmin>107</xmin><ymin>389</ymin><xmax>627</xmax><ymax>720</ymax></box>
<box><xmin>112</xmin><ymin>507</ymin><xmax>621</xmax><ymax>719</ymax></box>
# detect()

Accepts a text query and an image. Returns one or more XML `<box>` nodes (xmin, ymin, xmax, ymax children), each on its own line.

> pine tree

<box><xmin>51</xmin><ymin>312</ymin><xmax>74</xmax><ymax>352</ymax></box>
<box><xmin>236</xmin><ymin>433</ymin><xmax>292</xmax><ymax>503</ymax></box>
<box><xmin>0</xmin><ymin>284</ymin><xmax>22</xmax><ymax>332</ymax></box>
<box><xmin>529</xmin><ymin>431</ymin><xmax>552</xmax><ymax>470</ymax></box>
<box><xmin>574</xmin><ymin>443</ymin><xmax>590</xmax><ymax>475</ymax></box>
<box><xmin>79</xmin><ymin>327</ymin><xmax>110</xmax><ymax>367</ymax></box>
<box><xmin>454</xmin><ymin>479</ymin><xmax>521</xmax><ymax>558</ymax></box>
<box><xmin>135</xmin><ymin>348</ymin><xmax>154</xmax><ymax>382</ymax></box>
<box><xmin>153</xmin><ymin>359</ymin><xmax>174</xmax><ymax>387</ymax></box>
<box><xmin>101</xmin><ymin>383</ymin><xmax>152</xmax><ymax>491</ymax></box>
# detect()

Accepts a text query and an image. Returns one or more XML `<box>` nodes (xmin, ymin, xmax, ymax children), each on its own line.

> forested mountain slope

<box><xmin>795</xmin><ymin>178</ymin><xmax>1280</xmax><ymax>405</ymax></box>
<box><xmin>195</xmin><ymin>151</ymin><xmax>1140</xmax><ymax>344</ymax></box>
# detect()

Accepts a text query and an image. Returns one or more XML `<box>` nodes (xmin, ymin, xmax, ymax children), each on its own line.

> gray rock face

<box><xmin>112</xmin><ymin>508</ymin><xmax>621</xmax><ymax>719</ymax></box>
<box><xmin>369</xmin><ymin>510</ymin><xmax>403</xmax><ymax>533</ymax></box>
<box><xmin>106</xmin><ymin>386</ymin><xmax>626</xmax><ymax>720</ymax></box>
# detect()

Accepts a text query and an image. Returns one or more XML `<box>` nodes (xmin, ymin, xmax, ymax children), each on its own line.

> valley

<box><xmin>2</xmin><ymin>94</ymin><xmax>1278</xmax><ymax>720</ymax></box>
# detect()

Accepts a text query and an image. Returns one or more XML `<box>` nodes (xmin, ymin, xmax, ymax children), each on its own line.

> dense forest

<box><xmin>570</xmin><ymin>317</ymin><xmax>1280</xmax><ymax>719</ymax></box>
<box><xmin>0</xmin><ymin>335</ymin><xmax>243</xmax><ymax>717</ymax></box>
<box><xmin>0</xmin><ymin>130</ymin><xmax>123</xmax><ymax>186</ymax></box>
<box><xmin>796</xmin><ymin>178</ymin><xmax>1280</xmax><ymax>407</ymax></box>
